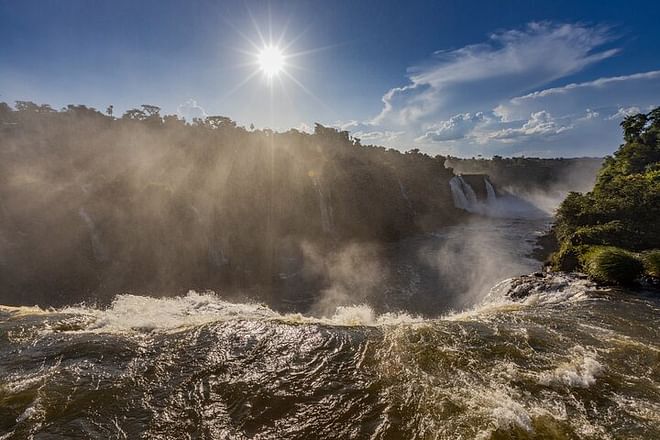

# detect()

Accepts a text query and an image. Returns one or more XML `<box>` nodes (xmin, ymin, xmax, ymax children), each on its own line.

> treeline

<box><xmin>550</xmin><ymin>107</ymin><xmax>660</xmax><ymax>285</ymax></box>
<box><xmin>0</xmin><ymin>102</ymin><xmax>462</xmax><ymax>306</ymax></box>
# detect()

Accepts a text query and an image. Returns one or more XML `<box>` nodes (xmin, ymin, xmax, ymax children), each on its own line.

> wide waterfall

<box><xmin>449</xmin><ymin>175</ymin><xmax>545</xmax><ymax>218</ymax></box>
<box><xmin>449</xmin><ymin>175</ymin><xmax>491</xmax><ymax>214</ymax></box>
<box><xmin>449</xmin><ymin>176</ymin><xmax>475</xmax><ymax>210</ymax></box>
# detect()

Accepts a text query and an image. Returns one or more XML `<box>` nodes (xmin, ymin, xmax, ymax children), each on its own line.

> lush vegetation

<box><xmin>580</xmin><ymin>247</ymin><xmax>644</xmax><ymax>285</ymax></box>
<box><xmin>642</xmin><ymin>250</ymin><xmax>660</xmax><ymax>278</ymax></box>
<box><xmin>551</xmin><ymin>107</ymin><xmax>660</xmax><ymax>285</ymax></box>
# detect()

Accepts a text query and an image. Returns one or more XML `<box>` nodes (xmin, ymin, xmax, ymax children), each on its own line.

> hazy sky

<box><xmin>1</xmin><ymin>0</ymin><xmax>659</xmax><ymax>157</ymax></box>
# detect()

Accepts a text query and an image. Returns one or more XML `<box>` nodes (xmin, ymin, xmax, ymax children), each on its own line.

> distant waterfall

<box><xmin>449</xmin><ymin>175</ymin><xmax>546</xmax><ymax>219</ymax></box>
<box><xmin>397</xmin><ymin>176</ymin><xmax>414</xmax><ymax>212</ymax></box>
<box><xmin>78</xmin><ymin>207</ymin><xmax>108</xmax><ymax>262</ymax></box>
<box><xmin>484</xmin><ymin>177</ymin><xmax>496</xmax><ymax>204</ymax></box>
<box><xmin>312</xmin><ymin>176</ymin><xmax>333</xmax><ymax>234</ymax></box>
<box><xmin>449</xmin><ymin>176</ymin><xmax>479</xmax><ymax>211</ymax></box>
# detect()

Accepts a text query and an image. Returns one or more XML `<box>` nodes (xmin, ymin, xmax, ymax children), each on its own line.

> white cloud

<box><xmin>416</xmin><ymin>110</ymin><xmax>576</xmax><ymax>146</ymax></box>
<box><xmin>581</xmin><ymin>109</ymin><xmax>600</xmax><ymax>120</ymax></box>
<box><xmin>177</xmin><ymin>99</ymin><xmax>207</xmax><ymax>121</ymax></box>
<box><xmin>329</xmin><ymin>120</ymin><xmax>405</xmax><ymax>144</ymax></box>
<box><xmin>486</xmin><ymin>111</ymin><xmax>573</xmax><ymax>142</ymax></box>
<box><xmin>495</xmin><ymin>70</ymin><xmax>660</xmax><ymax>121</ymax></box>
<box><xmin>416</xmin><ymin>112</ymin><xmax>487</xmax><ymax>142</ymax></box>
<box><xmin>333</xmin><ymin>22</ymin><xmax>660</xmax><ymax>157</ymax></box>
<box><xmin>297</xmin><ymin>122</ymin><xmax>314</xmax><ymax>133</ymax></box>
<box><xmin>606</xmin><ymin>106</ymin><xmax>642</xmax><ymax>120</ymax></box>
<box><xmin>353</xmin><ymin>130</ymin><xmax>405</xmax><ymax>143</ymax></box>
<box><xmin>373</xmin><ymin>22</ymin><xmax>618</xmax><ymax>128</ymax></box>
<box><xmin>510</xmin><ymin>71</ymin><xmax>660</xmax><ymax>101</ymax></box>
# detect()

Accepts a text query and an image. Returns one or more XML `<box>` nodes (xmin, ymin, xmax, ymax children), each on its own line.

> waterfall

<box><xmin>78</xmin><ymin>207</ymin><xmax>109</xmax><ymax>262</ymax></box>
<box><xmin>449</xmin><ymin>176</ymin><xmax>480</xmax><ymax>211</ymax></box>
<box><xmin>459</xmin><ymin>176</ymin><xmax>478</xmax><ymax>205</ymax></box>
<box><xmin>449</xmin><ymin>176</ymin><xmax>471</xmax><ymax>210</ymax></box>
<box><xmin>312</xmin><ymin>176</ymin><xmax>333</xmax><ymax>234</ymax></box>
<box><xmin>397</xmin><ymin>176</ymin><xmax>414</xmax><ymax>211</ymax></box>
<box><xmin>449</xmin><ymin>175</ymin><xmax>546</xmax><ymax>219</ymax></box>
<box><xmin>449</xmin><ymin>175</ymin><xmax>495</xmax><ymax>215</ymax></box>
<box><xmin>484</xmin><ymin>177</ymin><xmax>496</xmax><ymax>204</ymax></box>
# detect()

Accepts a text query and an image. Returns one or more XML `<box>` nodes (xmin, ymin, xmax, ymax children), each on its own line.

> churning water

<box><xmin>1</xmin><ymin>278</ymin><xmax>658</xmax><ymax>439</ymax></box>
<box><xmin>1</xmin><ymin>216</ymin><xmax>658</xmax><ymax>439</ymax></box>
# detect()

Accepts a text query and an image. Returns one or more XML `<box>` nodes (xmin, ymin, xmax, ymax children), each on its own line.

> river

<box><xmin>1</xmin><ymin>213</ymin><xmax>658</xmax><ymax>439</ymax></box>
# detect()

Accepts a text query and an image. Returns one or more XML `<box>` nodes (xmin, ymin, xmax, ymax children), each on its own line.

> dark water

<box><xmin>1</xmin><ymin>220</ymin><xmax>658</xmax><ymax>439</ymax></box>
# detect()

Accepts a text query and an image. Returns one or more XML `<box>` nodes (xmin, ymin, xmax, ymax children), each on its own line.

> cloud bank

<box><xmin>337</xmin><ymin>22</ymin><xmax>660</xmax><ymax>157</ymax></box>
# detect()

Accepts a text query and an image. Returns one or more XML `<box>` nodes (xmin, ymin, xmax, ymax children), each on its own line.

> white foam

<box><xmin>18</xmin><ymin>292</ymin><xmax>426</xmax><ymax>333</ymax></box>
<box><xmin>539</xmin><ymin>347</ymin><xmax>604</xmax><ymax>388</ymax></box>
<box><xmin>16</xmin><ymin>397</ymin><xmax>42</xmax><ymax>423</ymax></box>
<box><xmin>327</xmin><ymin>304</ymin><xmax>375</xmax><ymax>326</ymax></box>
<box><xmin>323</xmin><ymin>304</ymin><xmax>423</xmax><ymax>326</ymax></box>
<box><xmin>490</xmin><ymin>396</ymin><xmax>533</xmax><ymax>432</ymax></box>
<box><xmin>60</xmin><ymin>291</ymin><xmax>277</xmax><ymax>333</ymax></box>
<box><xmin>2</xmin><ymin>273</ymin><xmax>597</xmax><ymax>333</ymax></box>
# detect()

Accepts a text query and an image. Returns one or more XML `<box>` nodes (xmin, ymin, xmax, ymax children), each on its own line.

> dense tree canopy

<box><xmin>552</xmin><ymin>107</ymin><xmax>660</xmax><ymax>281</ymax></box>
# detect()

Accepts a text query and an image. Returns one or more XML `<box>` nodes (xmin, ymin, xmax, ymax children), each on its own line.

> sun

<box><xmin>257</xmin><ymin>45</ymin><xmax>285</xmax><ymax>78</ymax></box>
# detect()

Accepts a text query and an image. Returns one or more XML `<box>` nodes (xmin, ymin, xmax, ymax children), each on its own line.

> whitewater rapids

<box><xmin>1</xmin><ymin>275</ymin><xmax>658</xmax><ymax>439</ymax></box>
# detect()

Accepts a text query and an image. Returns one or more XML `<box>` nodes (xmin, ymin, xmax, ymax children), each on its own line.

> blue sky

<box><xmin>1</xmin><ymin>0</ymin><xmax>659</xmax><ymax>157</ymax></box>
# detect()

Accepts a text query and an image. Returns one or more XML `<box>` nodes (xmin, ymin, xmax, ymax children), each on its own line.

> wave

<box><xmin>538</xmin><ymin>346</ymin><xmax>604</xmax><ymax>388</ymax></box>
<box><xmin>0</xmin><ymin>274</ymin><xmax>657</xmax><ymax>439</ymax></box>
<box><xmin>0</xmin><ymin>273</ymin><xmax>598</xmax><ymax>335</ymax></box>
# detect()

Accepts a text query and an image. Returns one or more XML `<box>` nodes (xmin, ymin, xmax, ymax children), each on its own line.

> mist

<box><xmin>0</xmin><ymin>102</ymin><xmax>464</xmax><ymax>308</ymax></box>
<box><xmin>1</xmin><ymin>102</ymin><xmax>591</xmax><ymax>316</ymax></box>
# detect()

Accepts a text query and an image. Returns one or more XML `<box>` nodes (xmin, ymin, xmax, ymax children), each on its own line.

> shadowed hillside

<box><xmin>0</xmin><ymin>102</ymin><xmax>464</xmax><ymax>306</ymax></box>
<box><xmin>0</xmin><ymin>102</ymin><xmax>611</xmax><ymax>307</ymax></box>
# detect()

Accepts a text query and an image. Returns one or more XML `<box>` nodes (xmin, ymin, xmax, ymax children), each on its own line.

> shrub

<box><xmin>580</xmin><ymin>246</ymin><xmax>644</xmax><ymax>285</ymax></box>
<box><xmin>570</xmin><ymin>221</ymin><xmax>625</xmax><ymax>246</ymax></box>
<box><xmin>550</xmin><ymin>242</ymin><xmax>581</xmax><ymax>272</ymax></box>
<box><xmin>642</xmin><ymin>250</ymin><xmax>660</xmax><ymax>278</ymax></box>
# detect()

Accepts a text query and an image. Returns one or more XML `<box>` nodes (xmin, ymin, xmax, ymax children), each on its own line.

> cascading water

<box><xmin>0</xmin><ymin>211</ymin><xmax>656</xmax><ymax>439</ymax></box>
<box><xmin>449</xmin><ymin>175</ymin><xmax>546</xmax><ymax>218</ymax></box>
<box><xmin>78</xmin><ymin>207</ymin><xmax>108</xmax><ymax>262</ymax></box>
<box><xmin>396</xmin><ymin>176</ymin><xmax>414</xmax><ymax>211</ymax></box>
<box><xmin>460</xmin><ymin>176</ymin><xmax>479</xmax><ymax>205</ymax></box>
<box><xmin>312</xmin><ymin>176</ymin><xmax>333</xmax><ymax>233</ymax></box>
<box><xmin>0</xmin><ymin>277</ymin><xmax>657</xmax><ymax>439</ymax></box>
<box><xmin>449</xmin><ymin>176</ymin><xmax>472</xmax><ymax>211</ymax></box>
<box><xmin>449</xmin><ymin>175</ymin><xmax>483</xmax><ymax>213</ymax></box>
<box><xmin>485</xmin><ymin>176</ymin><xmax>496</xmax><ymax>204</ymax></box>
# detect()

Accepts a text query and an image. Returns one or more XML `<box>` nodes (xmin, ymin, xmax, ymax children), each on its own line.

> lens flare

<box><xmin>257</xmin><ymin>45</ymin><xmax>285</xmax><ymax>77</ymax></box>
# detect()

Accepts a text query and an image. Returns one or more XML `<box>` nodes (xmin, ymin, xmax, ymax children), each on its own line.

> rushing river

<box><xmin>1</xmin><ymin>218</ymin><xmax>658</xmax><ymax>439</ymax></box>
